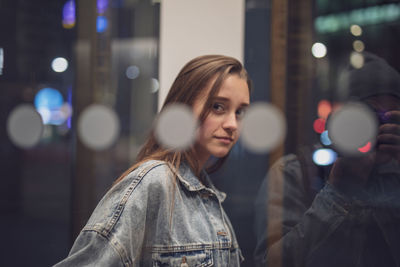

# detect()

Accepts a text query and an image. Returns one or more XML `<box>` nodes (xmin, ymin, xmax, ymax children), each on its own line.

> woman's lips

<box><xmin>215</xmin><ymin>136</ymin><xmax>234</xmax><ymax>144</ymax></box>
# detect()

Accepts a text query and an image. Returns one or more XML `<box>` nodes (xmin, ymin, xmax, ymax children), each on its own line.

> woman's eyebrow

<box><xmin>212</xmin><ymin>96</ymin><xmax>229</xmax><ymax>102</ymax></box>
<box><xmin>212</xmin><ymin>96</ymin><xmax>250</xmax><ymax>106</ymax></box>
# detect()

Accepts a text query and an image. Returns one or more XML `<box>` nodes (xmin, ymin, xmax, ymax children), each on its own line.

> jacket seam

<box><xmin>150</xmin><ymin>242</ymin><xmax>235</xmax><ymax>252</ymax></box>
<box><xmin>82</xmin><ymin>228</ymin><xmax>132</xmax><ymax>267</ymax></box>
<box><xmin>103</xmin><ymin>161</ymin><xmax>167</xmax><ymax>235</ymax></box>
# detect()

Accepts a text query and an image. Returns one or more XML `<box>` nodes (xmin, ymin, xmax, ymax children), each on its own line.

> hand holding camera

<box><xmin>329</xmin><ymin>95</ymin><xmax>400</xmax><ymax>190</ymax></box>
<box><xmin>375</xmin><ymin>110</ymin><xmax>400</xmax><ymax>164</ymax></box>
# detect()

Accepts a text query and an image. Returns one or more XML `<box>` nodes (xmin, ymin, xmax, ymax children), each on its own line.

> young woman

<box><xmin>55</xmin><ymin>55</ymin><xmax>252</xmax><ymax>266</ymax></box>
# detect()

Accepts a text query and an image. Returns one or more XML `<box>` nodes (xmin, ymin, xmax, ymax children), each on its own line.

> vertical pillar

<box><xmin>72</xmin><ymin>0</ymin><xmax>112</xmax><ymax>239</ymax></box>
<box><xmin>286</xmin><ymin>0</ymin><xmax>314</xmax><ymax>154</ymax></box>
<box><xmin>267</xmin><ymin>1</ymin><xmax>288</xmax><ymax>266</ymax></box>
<box><xmin>267</xmin><ymin>0</ymin><xmax>313</xmax><ymax>266</ymax></box>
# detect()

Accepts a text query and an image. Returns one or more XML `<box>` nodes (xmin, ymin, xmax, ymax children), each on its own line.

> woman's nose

<box><xmin>222</xmin><ymin>112</ymin><xmax>238</xmax><ymax>131</ymax></box>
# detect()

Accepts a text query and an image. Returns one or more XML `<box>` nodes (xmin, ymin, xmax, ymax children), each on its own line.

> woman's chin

<box><xmin>211</xmin><ymin>149</ymin><xmax>230</xmax><ymax>158</ymax></box>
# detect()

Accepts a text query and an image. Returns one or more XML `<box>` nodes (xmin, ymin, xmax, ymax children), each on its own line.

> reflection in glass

<box><xmin>77</xmin><ymin>104</ymin><xmax>120</xmax><ymax>150</ymax></box>
<box><xmin>240</xmin><ymin>102</ymin><xmax>286</xmax><ymax>154</ymax></box>
<box><xmin>6</xmin><ymin>104</ymin><xmax>44</xmax><ymax>148</ymax></box>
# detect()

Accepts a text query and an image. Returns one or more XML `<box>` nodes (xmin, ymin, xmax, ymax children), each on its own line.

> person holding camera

<box><xmin>254</xmin><ymin>52</ymin><xmax>400</xmax><ymax>267</ymax></box>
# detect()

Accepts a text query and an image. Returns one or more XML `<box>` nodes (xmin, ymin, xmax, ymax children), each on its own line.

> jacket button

<box><xmin>217</xmin><ymin>231</ymin><xmax>228</xmax><ymax>236</ymax></box>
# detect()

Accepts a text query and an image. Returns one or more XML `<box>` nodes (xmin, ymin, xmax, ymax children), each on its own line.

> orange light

<box><xmin>313</xmin><ymin>118</ymin><xmax>326</xmax><ymax>134</ymax></box>
<box><xmin>317</xmin><ymin>100</ymin><xmax>332</xmax><ymax>119</ymax></box>
<box><xmin>358</xmin><ymin>141</ymin><xmax>372</xmax><ymax>153</ymax></box>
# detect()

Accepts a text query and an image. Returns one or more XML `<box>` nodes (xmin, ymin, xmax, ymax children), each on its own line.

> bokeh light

<box><xmin>6</xmin><ymin>104</ymin><xmax>43</xmax><ymax>148</ymax></box>
<box><xmin>0</xmin><ymin>47</ymin><xmax>3</xmax><ymax>75</ymax></box>
<box><xmin>350</xmin><ymin>52</ymin><xmax>364</xmax><ymax>69</ymax></box>
<box><xmin>97</xmin><ymin>0</ymin><xmax>108</xmax><ymax>14</ymax></box>
<box><xmin>353</xmin><ymin>40</ymin><xmax>365</xmax><ymax>52</ymax></box>
<box><xmin>317</xmin><ymin>100</ymin><xmax>332</xmax><ymax>119</ymax></box>
<box><xmin>97</xmin><ymin>16</ymin><xmax>108</xmax><ymax>33</ymax></box>
<box><xmin>62</xmin><ymin>0</ymin><xmax>76</xmax><ymax>29</ymax></box>
<box><xmin>320</xmin><ymin>130</ymin><xmax>332</xmax><ymax>146</ymax></box>
<box><xmin>77</xmin><ymin>104</ymin><xmax>120</xmax><ymax>150</ymax></box>
<box><xmin>34</xmin><ymin>88</ymin><xmax>72</xmax><ymax>125</ymax></box>
<box><xmin>316</xmin><ymin>5</ymin><xmax>400</xmax><ymax>34</ymax></box>
<box><xmin>327</xmin><ymin>102</ymin><xmax>377</xmax><ymax>155</ymax></box>
<box><xmin>313</xmin><ymin>148</ymin><xmax>337</xmax><ymax>166</ymax></box>
<box><xmin>154</xmin><ymin>104</ymin><xmax>198</xmax><ymax>150</ymax></box>
<box><xmin>350</xmin><ymin>24</ymin><xmax>362</xmax><ymax>36</ymax></box>
<box><xmin>358</xmin><ymin>141</ymin><xmax>372</xmax><ymax>153</ymax></box>
<box><xmin>150</xmin><ymin>78</ymin><xmax>160</xmax><ymax>93</ymax></box>
<box><xmin>240</xmin><ymin>102</ymin><xmax>286</xmax><ymax>153</ymax></box>
<box><xmin>37</xmin><ymin>107</ymin><xmax>52</xmax><ymax>124</ymax></box>
<box><xmin>51</xmin><ymin>57</ymin><xmax>68</xmax><ymax>73</ymax></box>
<box><xmin>60</xmin><ymin>102</ymin><xmax>73</xmax><ymax>118</ymax></box>
<box><xmin>125</xmin><ymin>65</ymin><xmax>140</xmax><ymax>79</ymax></box>
<box><xmin>313</xmin><ymin>118</ymin><xmax>326</xmax><ymax>134</ymax></box>
<box><xmin>311</xmin><ymin>42</ymin><xmax>327</xmax><ymax>58</ymax></box>
<box><xmin>67</xmin><ymin>87</ymin><xmax>73</xmax><ymax>129</ymax></box>
<box><xmin>34</xmin><ymin>88</ymin><xmax>64</xmax><ymax>110</ymax></box>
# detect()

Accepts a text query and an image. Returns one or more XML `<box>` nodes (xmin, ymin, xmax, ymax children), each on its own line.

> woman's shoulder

<box><xmin>83</xmin><ymin>160</ymin><xmax>174</xmax><ymax>231</ymax></box>
<box><xmin>125</xmin><ymin>159</ymin><xmax>172</xmax><ymax>182</ymax></box>
<box><xmin>112</xmin><ymin>159</ymin><xmax>176</xmax><ymax>196</ymax></box>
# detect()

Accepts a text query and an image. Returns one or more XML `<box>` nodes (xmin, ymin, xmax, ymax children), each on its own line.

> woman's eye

<box><xmin>212</xmin><ymin>103</ymin><xmax>224</xmax><ymax>113</ymax></box>
<box><xmin>236</xmin><ymin>108</ymin><xmax>246</xmax><ymax>118</ymax></box>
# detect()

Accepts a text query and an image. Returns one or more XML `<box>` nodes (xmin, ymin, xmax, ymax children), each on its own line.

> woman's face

<box><xmin>192</xmin><ymin>74</ymin><xmax>250</xmax><ymax>167</ymax></box>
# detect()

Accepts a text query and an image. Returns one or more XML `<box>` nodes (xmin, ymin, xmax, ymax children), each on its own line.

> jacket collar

<box><xmin>169</xmin><ymin>162</ymin><xmax>227</xmax><ymax>202</ymax></box>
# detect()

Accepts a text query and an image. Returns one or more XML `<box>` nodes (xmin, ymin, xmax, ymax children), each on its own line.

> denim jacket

<box><xmin>254</xmin><ymin>154</ymin><xmax>400</xmax><ymax>267</ymax></box>
<box><xmin>55</xmin><ymin>160</ymin><xmax>243</xmax><ymax>267</ymax></box>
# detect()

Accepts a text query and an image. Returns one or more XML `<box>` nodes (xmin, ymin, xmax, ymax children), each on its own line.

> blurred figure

<box><xmin>254</xmin><ymin>52</ymin><xmax>400</xmax><ymax>267</ymax></box>
<box><xmin>55</xmin><ymin>55</ymin><xmax>251</xmax><ymax>266</ymax></box>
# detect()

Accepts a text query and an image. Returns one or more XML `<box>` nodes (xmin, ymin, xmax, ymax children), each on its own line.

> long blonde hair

<box><xmin>115</xmin><ymin>55</ymin><xmax>251</xmax><ymax>184</ymax></box>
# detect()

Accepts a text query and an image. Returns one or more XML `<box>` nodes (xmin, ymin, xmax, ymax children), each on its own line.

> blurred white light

<box><xmin>150</xmin><ymin>78</ymin><xmax>159</xmax><ymax>93</ymax></box>
<box><xmin>350</xmin><ymin>24</ymin><xmax>362</xmax><ymax>36</ymax></box>
<box><xmin>313</xmin><ymin>148</ymin><xmax>337</xmax><ymax>166</ymax></box>
<box><xmin>6</xmin><ymin>104</ymin><xmax>43</xmax><ymax>148</ymax></box>
<box><xmin>36</xmin><ymin>102</ymin><xmax>72</xmax><ymax>126</ymax></box>
<box><xmin>311</xmin><ymin>42</ymin><xmax>327</xmax><ymax>58</ymax></box>
<box><xmin>154</xmin><ymin>104</ymin><xmax>197</xmax><ymax>150</ymax></box>
<box><xmin>353</xmin><ymin>40</ymin><xmax>365</xmax><ymax>52</ymax></box>
<box><xmin>37</xmin><ymin>107</ymin><xmax>52</xmax><ymax>124</ymax></box>
<box><xmin>240</xmin><ymin>102</ymin><xmax>286</xmax><ymax>153</ymax></box>
<box><xmin>126</xmin><ymin>65</ymin><xmax>140</xmax><ymax>79</ymax></box>
<box><xmin>350</xmin><ymin>52</ymin><xmax>364</xmax><ymax>69</ymax></box>
<box><xmin>77</xmin><ymin>104</ymin><xmax>120</xmax><ymax>150</ymax></box>
<box><xmin>51</xmin><ymin>57</ymin><xmax>68</xmax><ymax>73</ymax></box>
<box><xmin>327</xmin><ymin>102</ymin><xmax>377</xmax><ymax>155</ymax></box>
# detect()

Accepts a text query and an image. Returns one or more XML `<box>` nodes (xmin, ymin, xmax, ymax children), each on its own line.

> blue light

<box><xmin>34</xmin><ymin>88</ymin><xmax>64</xmax><ymax>110</ymax></box>
<box><xmin>97</xmin><ymin>16</ymin><xmax>108</xmax><ymax>33</ymax></box>
<box><xmin>313</xmin><ymin>148</ymin><xmax>337</xmax><ymax>166</ymax></box>
<box><xmin>34</xmin><ymin>88</ymin><xmax>68</xmax><ymax>125</ymax></box>
<box><xmin>320</xmin><ymin>130</ymin><xmax>332</xmax><ymax>146</ymax></box>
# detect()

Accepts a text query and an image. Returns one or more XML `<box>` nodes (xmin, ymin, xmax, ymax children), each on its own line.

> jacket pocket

<box><xmin>152</xmin><ymin>249</ymin><xmax>213</xmax><ymax>267</ymax></box>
